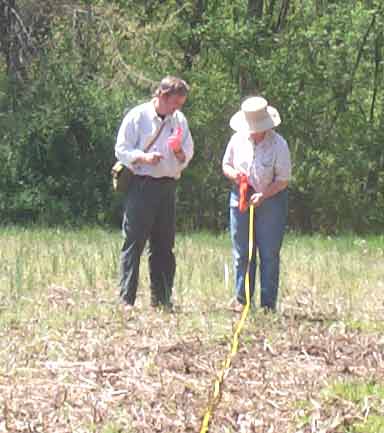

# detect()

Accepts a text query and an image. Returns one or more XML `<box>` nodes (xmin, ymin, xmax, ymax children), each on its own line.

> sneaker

<box><xmin>120</xmin><ymin>302</ymin><xmax>135</xmax><ymax>313</ymax></box>
<box><xmin>228</xmin><ymin>298</ymin><xmax>245</xmax><ymax>313</ymax></box>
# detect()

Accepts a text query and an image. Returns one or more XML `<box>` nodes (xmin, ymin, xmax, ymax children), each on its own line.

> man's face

<box><xmin>159</xmin><ymin>93</ymin><xmax>187</xmax><ymax>115</ymax></box>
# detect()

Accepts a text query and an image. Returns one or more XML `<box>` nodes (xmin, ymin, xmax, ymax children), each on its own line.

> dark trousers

<box><xmin>119</xmin><ymin>175</ymin><xmax>176</xmax><ymax>306</ymax></box>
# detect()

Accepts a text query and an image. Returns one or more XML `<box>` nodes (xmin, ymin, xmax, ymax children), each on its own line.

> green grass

<box><xmin>324</xmin><ymin>380</ymin><xmax>384</xmax><ymax>433</ymax></box>
<box><xmin>331</xmin><ymin>380</ymin><xmax>384</xmax><ymax>403</ymax></box>
<box><xmin>295</xmin><ymin>380</ymin><xmax>384</xmax><ymax>433</ymax></box>
<box><xmin>0</xmin><ymin>227</ymin><xmax>383</xmax><ymax>340</ymax></box>
<box><xmin>281</xmin><ymin>232</ymin><xmax>384</xmax><ymax>324</ymax></box>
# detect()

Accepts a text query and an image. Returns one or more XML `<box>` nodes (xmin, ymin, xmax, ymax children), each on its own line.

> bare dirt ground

<box><xmin>1</xmin><ymin>296</ymin><xmax>383</xmax><ymax>433</ymax></box>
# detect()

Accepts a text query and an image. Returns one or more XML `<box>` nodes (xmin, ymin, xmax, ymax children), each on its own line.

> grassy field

<box><xmin>0</xmin><ymin>227</ymin><xmax>383</xmax><ymax>432</ymax></box>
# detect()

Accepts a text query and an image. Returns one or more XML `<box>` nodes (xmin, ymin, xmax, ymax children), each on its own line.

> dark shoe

<box><xmin>151</xmin><ymin>302</ymin><xmax>174</xmax><ymax>313</ymax></box>
<box><xmin>261</xmin><ymin>305</ymin><xmax>276</xmax><ymax>314</ymax></box>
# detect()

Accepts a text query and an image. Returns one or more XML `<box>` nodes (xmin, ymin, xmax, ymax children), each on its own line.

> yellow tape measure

<box><xmin>199</xmin><ymin>205</ymin><xmax>254</xmax><ymax>433</ymax></box>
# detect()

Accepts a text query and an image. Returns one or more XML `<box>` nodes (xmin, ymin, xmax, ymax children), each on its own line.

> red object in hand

<box><xmin>238</xmin><ymin>173</ymin><xmax>249</xmax><ymax>213</ymax></box>
<box><xmin>168</xmin><ymin>127</ymin><xmax>183</xmax><ymax>152</ymax></box>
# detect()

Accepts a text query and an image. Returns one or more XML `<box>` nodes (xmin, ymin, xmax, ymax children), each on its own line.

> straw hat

<box><xmin>229</xmin><ymin>96</ymin><xmax>281</xmax><ymax>133</ymax></box>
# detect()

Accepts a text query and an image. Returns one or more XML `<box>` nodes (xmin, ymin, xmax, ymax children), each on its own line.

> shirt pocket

<box><xmin>251</xmin><ymin>158</ymin><xmax>274</xmax><ymax>187</ymax></box>
<box><xmin>261</xmin><ymin>153</ymin><xmax>274</xmax><ymax>167</ymax></box>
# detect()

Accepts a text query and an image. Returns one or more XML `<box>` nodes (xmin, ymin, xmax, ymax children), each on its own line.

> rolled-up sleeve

<box><xmin>177</xmin><ymin>114</ymin><xmax>194</xmax><ymax>170</ymax></box>
<box><xmin>222</xmin><ymin>137</ymin><xmax>234</xmax><ymax>169</ymax></box>
<box><xmin>274</xmin><ymin>139</ymin><xmax>291</xmax><ymax>182</ymax></box>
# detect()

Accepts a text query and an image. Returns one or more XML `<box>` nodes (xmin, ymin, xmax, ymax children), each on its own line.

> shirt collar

<box><xmin>251</xmin><ymin>129</ymin><xmax>273</xmax><ymax>147</ymax></box>
<box><xmin>149</xmin><ymin>99</ymin><xmax>173</xmax><ymax>122</ymax></box>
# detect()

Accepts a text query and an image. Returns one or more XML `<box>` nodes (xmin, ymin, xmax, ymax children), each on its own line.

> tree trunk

<box><xmin>0</xmin><ymin>0</ymin><xmax>15</xmax><ymax>77</ymax></box>
<box><xmin>0</xmin><ymin>0</ymin><xmax>33</xmax><ymax>82</ymax></box>
<box><xmin>275</xmin><ymin>0</ymin><xmax>290</xmax><ymax>32</ymax></box>
<box><xmin>370</xmin><ymin>31</ymin><xmax>382</xmax><ymax>123</ymax></box>
<box><xmin>248</xmin><ymin>0</ymin><xmax>263</xmax><ymax>18</ymax></box>
<box><xmin>178</xmin><ymin>0</ymin><xmax>205</xmax><ymax>70</ymax></box>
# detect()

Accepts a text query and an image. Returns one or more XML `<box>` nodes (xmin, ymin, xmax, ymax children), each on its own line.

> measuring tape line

<box><xmin>199</xmin><ymin>205</ymin><xmax>255</xmax><ymax>433</ymax></box>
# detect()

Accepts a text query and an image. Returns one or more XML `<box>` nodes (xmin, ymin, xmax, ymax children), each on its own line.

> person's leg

<box><xmin>148</xmin><ymin>179</ymin><xmax>176</xmax><ymax>307</ymax></box>
<box><xmin>255</xmin><ymin>189</ymin><xmax>288</xmax><ymax>310</ymax></box>
<box><xmin>119</xmin><ymin>177</ymin><xmax>155</xmax><ymax>305</ymax></box>
<box><xmin>230</xmin><ymin>205</ymin><xmax>256</xmax><ymax>305</ymax></box>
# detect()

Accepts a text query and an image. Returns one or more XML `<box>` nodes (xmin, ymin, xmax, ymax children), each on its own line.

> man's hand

<box><xmin>168</xmin><ymin>127</ymin><xmax>183</xmax><ymax>152</ymax></box>
<box><xmin>141</xmin><ymin>152</ymin><xmax>163</xmax><ymax>165</ymax></box>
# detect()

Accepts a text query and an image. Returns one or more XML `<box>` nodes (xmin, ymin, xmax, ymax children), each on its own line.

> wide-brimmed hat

<box><xmin>229</xmin><ymin>96</ymin><xmax>281</xmax><ymax>133</ymax></box>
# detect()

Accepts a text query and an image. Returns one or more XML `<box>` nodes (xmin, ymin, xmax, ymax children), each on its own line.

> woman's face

<box><xmin>249</xmin><ymin>130</ymin><xmax>267</xmax><ymax>143</ymax></box>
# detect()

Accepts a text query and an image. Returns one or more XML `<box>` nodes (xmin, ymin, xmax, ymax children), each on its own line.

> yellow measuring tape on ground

<box><xmin>199</xmin><ymin>205</ymin><xmax>254</xmax><ymax>433</ymax></box>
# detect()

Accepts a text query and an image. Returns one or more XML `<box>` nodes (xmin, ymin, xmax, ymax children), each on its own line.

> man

<box><xmin>115</xmin><ymin>76</ymin><xmax>194</xmax><ymax>311</ymax></box>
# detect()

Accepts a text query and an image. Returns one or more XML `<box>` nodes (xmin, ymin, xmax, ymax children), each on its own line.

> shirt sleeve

<box><xmin>274</xmin><ymin>137</ymin><xmax>291</xmax><ymax>182</ymax></box>
<box><xmin>115</xmin><ymin>109</ymin><xmax>146</xmax><ymax>167</ymax></box>
<box><xmin>222</xmin><ymin>136</ymin><xmax>234</xmax><ymax>169</ymax></box>
<box><xmin>177</xmin><ymin>112</ymin><xmax>194</xmax><ymax>170</ymax></box>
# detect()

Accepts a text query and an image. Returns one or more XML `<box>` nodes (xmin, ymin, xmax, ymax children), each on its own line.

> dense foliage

<box><xmin>0</xmin><ymin>0</ymin><xmax>383</xmax><ymax>232</ymax></box>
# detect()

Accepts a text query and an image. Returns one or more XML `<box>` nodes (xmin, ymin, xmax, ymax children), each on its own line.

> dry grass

<box><xmin>0</xmin><ymin>228</ymin><xmax>383</xmax><ymax>432</ymax></box>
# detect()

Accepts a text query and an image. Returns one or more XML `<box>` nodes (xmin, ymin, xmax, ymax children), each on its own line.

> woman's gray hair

<box><xmin>154</xmin><ymin>76</ymin><xmax>190</xmax><ymax>97</ymax></box>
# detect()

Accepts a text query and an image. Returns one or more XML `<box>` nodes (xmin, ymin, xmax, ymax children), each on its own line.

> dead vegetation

<box><xmin>1</xmin><ymin>284</ymin><xmax>383</xmax><ymax>433</ymax></box>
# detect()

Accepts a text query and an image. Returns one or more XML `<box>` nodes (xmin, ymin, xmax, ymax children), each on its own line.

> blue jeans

<box><xmin>230</xmin><ymin>188</ymin><xmax>288</xmax><ymax>310</ymax></box>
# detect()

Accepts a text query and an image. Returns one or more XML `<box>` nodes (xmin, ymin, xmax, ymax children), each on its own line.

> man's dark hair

<box><xmin>154</xmin><ymin>76</ymin><xmax>190</xmax><ymax>97</ymax></box>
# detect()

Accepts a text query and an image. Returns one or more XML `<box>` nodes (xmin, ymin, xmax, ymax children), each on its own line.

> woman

<box><xmin>222</xmin><ymin>96</ymin><xmax>291</xmax><ymax>312</ymax></box>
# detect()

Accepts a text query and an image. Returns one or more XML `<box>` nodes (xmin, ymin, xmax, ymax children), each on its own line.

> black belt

<box><xmin>135</xmin><ymin>175</ymin><xmax>175</xmax><ymax>182</ymax></box>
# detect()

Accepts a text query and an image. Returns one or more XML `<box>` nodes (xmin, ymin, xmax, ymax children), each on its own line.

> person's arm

<box><xmin>168</xmin><ymin>127</ymin><xmax>186</xmax><ymax>163</ymax></box>
<box><xmin>222</xmin><ymin>137</ymin><xmax>244</xmax><ymax>184</ymax></box>
<box><xmin>250</xmin><ymin>136</ymin><xmax>291</xmax><ymax>207</ymax></box>
<box><xmin>223</xmin><ymin>164</ymin><xmax>243</xmax><ymax>184</ymax></box>
<box><xmin>250</xmin><ymin>180</ymin><xmax>288</xmax><ymax>207</ymax></box>
<box><xmin>115</xmin><ymin>110</ymin><xmax>163</xmax><ymax>166</ymax></box>
<box><xmin>173</xmin><ymin>147</ymin><xmax>186</xmax><ymax>163</ymax></box>
<box><xmin>170</xmin><ymin>114</ymin><xmax>194</xmax><ymax>168</ymax></box>
<box><xmin>115</xmin><ymin>110</ymin><xmax>144</xmax><ymax>166</ymax></box>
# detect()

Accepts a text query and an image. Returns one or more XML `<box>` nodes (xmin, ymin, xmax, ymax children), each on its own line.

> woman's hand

<box><xmin>233</xmin><ymin>170</ymin><xmax>245</xmax><ymax>184</ymax></box>
<box><xmin>229</xmin><ymin>168</ymin><xmax>245</xmax><ymax>184</ymax></box>
<box><xmin>223</xmin><ymin>165</ymin><xmax>247</xmax><ymax>184</ymax></box>
<box><xmin>250</xmin><ymin>192</ymin><xmax>264</xmax><ymax>207</ymax></box>
<box><xmin>250</xmin><ymin>180</ymin><xmax>288</xmax><ymax>206</ymax></box>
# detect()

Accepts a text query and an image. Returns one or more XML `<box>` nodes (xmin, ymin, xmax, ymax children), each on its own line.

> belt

<box><xmin>135</xmin><ymin>175</ymin><xmax>175</xmax><ymax>182</ymax></box>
